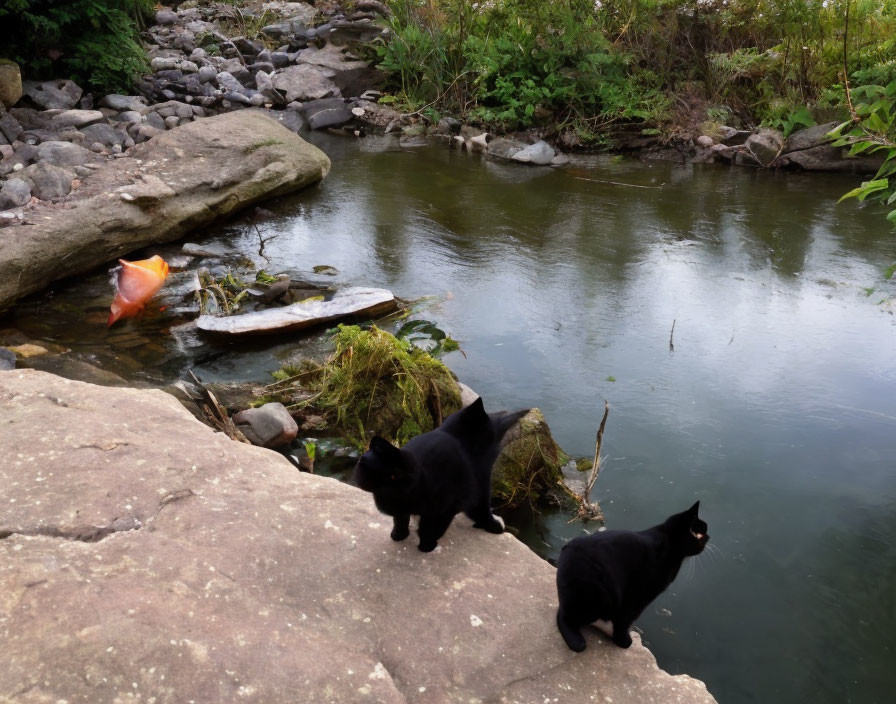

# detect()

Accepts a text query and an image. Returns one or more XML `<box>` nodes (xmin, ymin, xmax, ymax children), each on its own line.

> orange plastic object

<box><xmin>107</xmin><ymin>255</ymin><xmax>170</xmax><ymax>326</ymax></box>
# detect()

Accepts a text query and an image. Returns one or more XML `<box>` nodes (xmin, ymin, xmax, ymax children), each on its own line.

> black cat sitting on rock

<box><xmin>556</xmin><ymin>501</ymin><xmax>709</xmax><ymax>651</ymax></box>
<box><xmin>354</xmin><ymin>397</ymin><xmax>528</xmax><ymax>552</ymax></box>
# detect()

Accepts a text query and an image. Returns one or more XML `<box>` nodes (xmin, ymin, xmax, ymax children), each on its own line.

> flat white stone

<box><xmin>196</xmin><ymin>287</ymin><xmax>396</xmax><ymax>335</ymax></box>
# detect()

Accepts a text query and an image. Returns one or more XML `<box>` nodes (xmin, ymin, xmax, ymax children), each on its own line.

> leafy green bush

<box><xmin>375</xmin><ymin>0</ymin><xmax>666</xmax><ymax>136</ymax></box>
<box><xmin>0</xmin><ymin>0</ymin><xmax>152</xmax><ymax>93</ymax></box>
<box><xmin>374</xmin><ymin>1</ymin><xmax>896</xmax><ymax>140</ymax></box>
<box><xmin>830</xmin><ymin>80</ymin><xmax>896</xmax><ymax>227</ymax></box>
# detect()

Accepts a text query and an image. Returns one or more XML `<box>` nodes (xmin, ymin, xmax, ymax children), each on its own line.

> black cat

<box><xmin>354</xmin><ymin>397</ymin><xmax>529</xmax><ymax>552</ymax></box>
<box><xmin>555</xmin><ymin>501</ymin><xmax>709</xmax><ymax>651</ymax></box>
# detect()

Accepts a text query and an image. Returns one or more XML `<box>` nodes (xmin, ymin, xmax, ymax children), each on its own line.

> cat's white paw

<box><xmin>492</xmin><ymin>514</ymin><xmax>505</xmax><ymax>529</ymax></box>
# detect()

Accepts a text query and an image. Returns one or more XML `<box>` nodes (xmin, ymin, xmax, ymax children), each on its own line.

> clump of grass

<box><xmin>298</xmin><ymin>324</ymin><xmax>462</xmax><ymax>448</ymax></box>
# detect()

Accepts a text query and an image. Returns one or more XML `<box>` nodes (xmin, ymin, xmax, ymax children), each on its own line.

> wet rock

<box><xmin>18</xmin><ymin>162</ymin><xmax>74</xmax><ymax>200</ymax></box>
<box><xmin>777</xmin><ymin>144</ymin><xmax>884</xmax><ymax>173</ymax></box>
<box><xmin>487</xmin><ymin>136</ymin><xmax>527</xmax><ymax>161</ymax></box>
<box><xmin>18</xmin><ymin>354</ymin><xmax>129</xmax><ymax>387</ymax></box>
<box><xmin>782</xmin><ymin>122</ymin><xmax>838</xmax><ymax>153</ymax></box>
<box><xmin>272</xmin><ymin>64</ymin><xmax>341</xmax><ymax>102</ymax></box>
<box><xmin>434</xmin><ymin>116</ymin><xmax>462</xmax><ymax>135</ymax></box>
<box><xmin>710</xmin><ymin>143</ymin><xmax>738</xmax><ymax>162</ymax></box>
<box><xmin>744</xmin><ymin>128</ymin><xmax>784</xmax><ymax>167</ymax></box>
<box><xmin>181</xmin><ymin>242</ymin><xmax>237</xmax><ymax>258</ymax></box>
<box><xmin>0</xmin><ymin>178</ymin><xmax>30</xmax><ymax>210</ymax></box>
<box><xmin>34</xmin><ymin>140</ymin><xmax>91</xmax><ymax>168</ymax></box>
<box><xmin>717</xmin><ymin>125</ymin><xmax>751</xmax><ymax>146</ymax></box>
<box><xmin>233</xmin><ymin>402</ymin><xmax>299</xmax><ymax>448</ymax></box>
<box><xmin>511</xmin><ymin>140</ymin><xmax>555</xmax><ymax>165</ymax></box>
<box><xmin>303</xmin><ymin>98</ymin><xmax>353</xmax><ymax>130</ymax></box>
<box><xmin>22</xmin><ymin>79</ymin><xmax>83</xmax><ymax>109</ymax></box>
<box><xmin>0</xmin><ymin>61</ymin><xmax>23</xmax><ymax>108</ymax></box>
<box><xmin>196</xmin><ymin>286</ymin><xmax>396</xmax><ymax>335</ymax></box>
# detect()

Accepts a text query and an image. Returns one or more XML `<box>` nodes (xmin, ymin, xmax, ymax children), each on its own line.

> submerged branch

<box><xmin>571</xmin><ymin>401</ymin><xmax>609</xmax><ymax>522</ymax></box>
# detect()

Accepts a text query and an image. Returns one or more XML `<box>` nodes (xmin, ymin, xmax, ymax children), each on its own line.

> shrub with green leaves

<box><xmin>0</xmin><ymin>0</ymin><xmax>152</xmax><ymax>93</ymax></box>
<box><xmin>830</xmin><ymin>80</ymin><xmax>896</xmax><ymax>228</ymax></box>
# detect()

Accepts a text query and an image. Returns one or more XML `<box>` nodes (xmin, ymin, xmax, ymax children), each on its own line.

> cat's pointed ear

<box><xmin>688</xmin><ymin>501</ymin><xmax>701</xmax><ymax>515</ymax></box>
<box><xmin>369</xmin><ymin>436</ymin><xmax>401</xmax><ymax>460</ymax></box>
<box><xmin>468</xmin><ymin>396</ymin><xmax>486</xmax><ymax>414</ymax></box>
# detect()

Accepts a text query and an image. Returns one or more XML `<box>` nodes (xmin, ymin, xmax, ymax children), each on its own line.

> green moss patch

<box><xmin>492</xmin><ymin>409</ymin><xmax>577</xmax><ymax>509</ymax></box>
<box><xmin>290</xmin><ymin>324</ymin><xmax>462</xmax><ymax>448</ymax></box>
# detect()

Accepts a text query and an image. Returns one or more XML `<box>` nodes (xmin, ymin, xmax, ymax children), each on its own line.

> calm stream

<box><xmin>12</xmin><ymin>133</ymin><xmax>896</xmax><ymax>703</ymax></box>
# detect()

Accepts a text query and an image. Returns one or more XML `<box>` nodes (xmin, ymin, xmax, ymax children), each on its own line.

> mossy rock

<box><xmin>492</xmin><ymin>408</ymin><xmax>577</xmax><ymax>509</ymax></box>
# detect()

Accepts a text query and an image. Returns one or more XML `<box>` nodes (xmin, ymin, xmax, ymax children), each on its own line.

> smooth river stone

<box><xmin>195</xmin><ymin>286</ymin><xmax>396</xmax><ymax>335</ymax></box>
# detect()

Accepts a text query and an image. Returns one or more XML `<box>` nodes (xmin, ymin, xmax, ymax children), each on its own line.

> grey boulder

<box><xmin>272</xmin><ymin>64</ymin><xmax>341</xmax><ymax>102</ymax></box>
<box><xmin>745</xmin><ymin>128</ymin><xmax>784</xmax><ymax>166</ymax></box>
<box><xmin>22</xmin><ymin>79</ymin><xmax>83</xmax><ymax>109</ymax></box>
<box><xmin>0</xmin><ymin>178</ymin><xmax>31</xmax><ymax>209</ymax></box>
<box><xmin>50</xmin><ymin>109</ymin><xmax>105</xmax><ymax>129</ymax></box>
<box><xmin>18</xmin><ymin>162</ymin><xmax>75</xmax><ymax>200</ymax></box>
<box><xmin>511</xmin><ymin>139</ymin><xmax>555</xmax><ymax>165</ymax></box>
<box><xmin>233</xmin><ymin>402</ymin><xmax>299</xmax><ymax>448</ymax></box>
<box><xmin>34</xmin><ymin>140</ymin><xmax>92</xmax><ymax>167</ymax></box>
<box><xmin>303</xmin><ymin>97</ymin><xmax>353</xmax><ymax>130</ymax></box>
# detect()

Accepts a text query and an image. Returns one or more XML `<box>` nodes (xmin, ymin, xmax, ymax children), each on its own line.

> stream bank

<box><xmin>1</xmin><ymin>2</ymin><xmax>884</xmax><ymax>232</ymax></box>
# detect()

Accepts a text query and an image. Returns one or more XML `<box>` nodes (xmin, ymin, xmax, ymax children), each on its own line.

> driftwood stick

<box><xmin>570</xmin><ymin>402</ymin><xmax>609</xmax><ymax>523</ymax></box>
<box><xmin>669</xmin><ymin>318</ymin><xmax>676</xmax><ymax>353</ymax></box>
<box><xmin>585</xmin><ymin>401</ymin><xmax>610</xmax><ymax>498</ymax></box>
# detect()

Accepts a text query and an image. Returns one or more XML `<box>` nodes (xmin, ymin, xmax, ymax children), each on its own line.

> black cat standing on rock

<box><xmin>556</xmin><ymin>501</ymin><xmax>709</xmax><ymax>652</ymax></box>
<box><xmin>354</xmin><ymin>397</ymin><xmax>529</xmax><ymax>552</ymax></box>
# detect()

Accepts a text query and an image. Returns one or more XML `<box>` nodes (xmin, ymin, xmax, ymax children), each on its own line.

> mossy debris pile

<box><xmin>272</xmin><ymin>325</ymin><xmax>462</xmax><ymax>449</ymax></box>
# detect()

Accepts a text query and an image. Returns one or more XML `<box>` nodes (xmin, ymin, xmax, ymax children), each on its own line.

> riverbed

<box><xmin>11</xmin><ymin>133</ymin><xmax>896</xmax><ymax>703</ymax></box>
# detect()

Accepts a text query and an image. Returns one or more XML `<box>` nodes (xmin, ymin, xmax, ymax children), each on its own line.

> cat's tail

<box><xmin>491</xmin><ymin>408</ymin><xmax>531</xmax><ymax>440</ymax></box>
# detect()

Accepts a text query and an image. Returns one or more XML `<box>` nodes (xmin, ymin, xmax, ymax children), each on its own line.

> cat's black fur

<box><xmin>354</xmin><ymin>397</ymin><xmax>529</xmax><ymax>552</ymax></box>
<box><xmin>555</xmin><ymin>501</ymin><xmax>709</xmax><ymax>651</ymax></box>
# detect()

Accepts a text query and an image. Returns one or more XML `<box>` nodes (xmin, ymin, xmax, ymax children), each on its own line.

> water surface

<box><xmin>13</xmin><ymin>133</ymin><xmax>896</xmax><ymax>703</ymax></box>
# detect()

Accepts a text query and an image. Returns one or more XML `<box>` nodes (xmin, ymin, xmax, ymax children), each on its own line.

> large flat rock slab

<box><xmin>0</xmin><ymin>110</ymin><xmax>331</xmax><ymax>311</ymax></box>
<box><xmin>0</xmin><ymin>370</ymin><xmax>717</xmax><ymax>704</ymax></box>
<box><xmin>196</xmin><ymin>286</ymin><xmax>397</xmax><ymax>335</ymax></box>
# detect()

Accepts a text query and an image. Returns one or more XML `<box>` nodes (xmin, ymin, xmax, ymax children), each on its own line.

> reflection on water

<box><xmin>12</xmin><ymin>134</ymin><xmax>896</xmax><ymax>703</ymax></box>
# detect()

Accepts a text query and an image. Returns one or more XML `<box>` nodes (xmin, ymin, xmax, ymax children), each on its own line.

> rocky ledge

<box><xmin>0</xmin><ymin>110</ymin><xmax>329</xmax><ymax>312</ymax></box>
<box><xmin>0</xmin><ymin>369</ymin><xmax>718</xmax><ymax>704</ymax></box>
